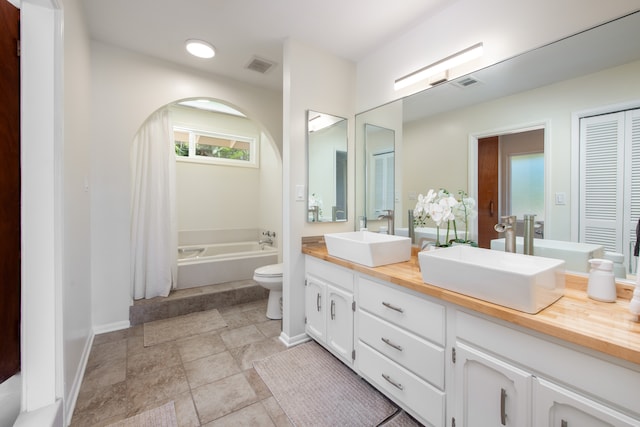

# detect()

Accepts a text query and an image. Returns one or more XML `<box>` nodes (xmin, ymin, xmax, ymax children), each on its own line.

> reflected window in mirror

<box><xmin>365</xmin><ymin>124</ymin><xmax>395</xmax><ymax>221</ymax></box>
<box><xmin>307</xmin><ymin>110</ymin><xmax>348</xmax><ymax>223</ymax></box>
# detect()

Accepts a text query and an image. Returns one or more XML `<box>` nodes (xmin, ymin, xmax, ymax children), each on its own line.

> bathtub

<box><xmin>177</xmin><ymin>241</ymin><xmax>278</xmax><ymax>289</ymax></box>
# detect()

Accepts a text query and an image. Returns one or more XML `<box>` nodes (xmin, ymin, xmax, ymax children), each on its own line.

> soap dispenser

<box><xmin>587</xmin><ymin>259</ymin><xmax>617</xmax><ymax>303</ymax></box>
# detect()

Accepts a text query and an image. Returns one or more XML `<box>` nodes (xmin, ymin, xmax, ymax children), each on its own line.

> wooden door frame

<box><xmin>468</xmin><ymin>121</ymin><xmax>550</xmax><ymax>242</ymax></box>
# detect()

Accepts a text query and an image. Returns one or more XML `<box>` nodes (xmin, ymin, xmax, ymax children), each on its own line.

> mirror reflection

<box><xmin>307</xmin><ymin>110</ymin><xmax>348</xmax><ymax>222</ymax></box>
<box><xmin>355</xmin><ymin>11</ymin><xmax>640</xmax><ymax>279</ymax></box>
<box><xmin>365</xmin><ymin>124</ymin><xmax>395</xmax><ymax>221</ymax></box>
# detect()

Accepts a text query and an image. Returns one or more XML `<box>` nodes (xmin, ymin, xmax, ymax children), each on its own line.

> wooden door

<box><xmin>477</xmin><ymin>136</ymin><xmax>499</xmax><ymax>248</ymax></box>
<box><xmin>0</xmin><ymin>0</ymin><xmax>21</xmax><ymax>383</ymax></box>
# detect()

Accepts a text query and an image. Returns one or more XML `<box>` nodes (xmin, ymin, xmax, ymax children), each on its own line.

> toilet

<box><xmin>253</xmin><ymin>263</ymin><xmax>283</xmax><ymax>320</ymax></box>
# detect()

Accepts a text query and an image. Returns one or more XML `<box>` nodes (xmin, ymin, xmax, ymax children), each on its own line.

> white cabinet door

<box><xmin>534</xmin><ymin>377</ymin><xmax>639</xmax><ymax>427</ymax></box>
<box><xmin>455</xmin><ymin>342</ymin><xmax>532</xmax><ymax>427</ymax></box>
<box><xmin>326</xmin><ymin>284</ymin><xmax>353</xmax><ymax>364</ymax></box>
<box><xmin>305</xmin><ymin>275</ymin><xmax>326</xmax><ymax>342</ymax></box>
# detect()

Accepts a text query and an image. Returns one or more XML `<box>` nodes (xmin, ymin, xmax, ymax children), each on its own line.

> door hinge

<box><xmin>452</xmin><ymin>417</ymin><xmax>456</xmax><ymax>427</ymax></box>
<box><xmin>452</xmin><ymin>347</ymin><xmax>456</xmax><ymax>363</ymax></box>
<box><xmin>304</xmin><ymin>279</ymin><xmax>307</xmax><ymax>286</ymax></box>
<box><xmin>352</xmin><ymin>349</ymin><xmax>356</xmax><ymax>360</ymax></box>
<box><xmin>352</xmin><ymin>300</ymin><xmax>356</xmax><ymax>311</ymax></box>
<box><xmin>304</xmin><ymin>316</ymin><xmax>307</xmax><ymax>324</ymax></box>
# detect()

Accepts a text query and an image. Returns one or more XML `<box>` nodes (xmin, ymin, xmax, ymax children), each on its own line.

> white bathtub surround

<box><xmin>131</xmin><ymin>108</ymin><xmax>177</xmax><ymax>299</ymax></box>
<box><xmin>177</xmin><ymin>242</ymin><xmax>278</xmax><ymax>289</ymax></box>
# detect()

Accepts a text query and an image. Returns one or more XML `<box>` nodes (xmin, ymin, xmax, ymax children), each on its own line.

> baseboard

<box><xmin>92</xmin><ymin>320</ymin><xmax>130</xmax><ymax>336</ymax></box>
<box><xmin>64</xmin><ymin>331</ymin><xmax>94</xmax><ymax>426</ymax></box>
<box><xmin>14</xmin><ymin>399</ymin><xmax>63</xmax><ymax>427</ymax></box>
<box><xmin>279</xmin><ymin>331</ymin><xmax>310</xmax><ymax>348</ymax></box>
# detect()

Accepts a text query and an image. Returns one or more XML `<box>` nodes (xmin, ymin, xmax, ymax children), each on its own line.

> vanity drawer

<box><xmin>357</xmin><ymin>341</ymin><xmax>445</xmax><ymax>427</ymax></box>
<box><xmin>358</xmin><ymin>310</ymin><xmax>444</xmax><ymax>389</ymax></box>
<box><xmin>358</xmin><ymin>275</ymin><xmax>445</xmax><ymax>345</ymax></box>
<box><xmin>306</xmin><ymin>256</ymin><xmax>354</xmax><ymax>292</ymax></box>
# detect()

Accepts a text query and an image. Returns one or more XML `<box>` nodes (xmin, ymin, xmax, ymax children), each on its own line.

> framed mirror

<box><xmin>307</xmin><ymin>110</ymin><xmax>348</xmax><ymax>222</ymax></box>
<box><xmin>364</xmin><ymin>124</ymin><xmax>395</xmax><ymax>220</ymax></box>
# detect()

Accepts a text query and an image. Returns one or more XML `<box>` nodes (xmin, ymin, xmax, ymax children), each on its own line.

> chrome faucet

<box><xmin>259</xmin><ymin>230</ymin><xmax>275</xmax><ymax>247</ymax></box>
<box><xmin>377</xmin><ymin>209</ymin><xmax>394</xmax><ymax>235</ymax></box>
<box><xmin>408</xmin><ymin>209</ymin><xmax>415</xmax><ymax>244</ymax></box>
<box><xmin>308</xmin><ymin>205</ymin><xmax>319</xmax><ymax>222</ymax></box>
<box><xmin>523</xmin><ymin>214</ymin><xmax>536</xmax><ymax>255</ymax></box>
<box><xmin>494</xmin><ymin>215</ymin><xmax>517</xmax><ymax>253</ymax></box>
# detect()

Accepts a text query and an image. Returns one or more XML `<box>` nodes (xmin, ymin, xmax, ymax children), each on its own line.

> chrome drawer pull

<box><xmin>382</xmin><ymin>373</ymin><xmax>404</xmax><ymax>390</ymax></box>
<box><xmin>316</xmin><ymin>293</ymin><xmax>321</xmax><ymax>312</ymax></box>
<box><xmin>381</xmin><ymin>301</ymin><xmax>404</xmax><ymax>313</ymax></box>
<box><xmin>381</xmin><ymin>337</ymin><xmax>403</xmax><ymax>352</ymax></box>
<box><xmin>500</xmin><ymin>388</ymin><xmax>507</xmax><ymax>425</ymax></box>
<box><xmin>330</xmin><ymin>300</ymin><xmax>335</xmax><ymax>320</ymax></box>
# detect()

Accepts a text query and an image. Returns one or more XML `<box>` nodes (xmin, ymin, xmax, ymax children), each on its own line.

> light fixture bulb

<box><xmin>185</xmin><ymin>39</ymin><xmax>215</xmax><ymax>59</ymax></box>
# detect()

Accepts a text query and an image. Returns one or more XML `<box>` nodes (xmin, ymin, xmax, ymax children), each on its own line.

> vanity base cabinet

<box><xmin>357</xmin><ymin>341</ymin><xmax>445</xmax><ymax>427</ymax></box>
<box><xmin>305</xmin><ymin>257</ymin><xmax>354</xmax><ymax>366</ymax></box>
<box><xmin>454</xmin><ymin>342</ymin><xmax>532</xmax><ymax>427</ymax></box>
<box><xmin>357</xmin><ymin>275</ymin><xmax>446</xmax><ymax>427</ymax></box>
<box><xmin>534</xmin><ymin>377</ymin><xmax>640</xmax><ymax>427</ymax></box>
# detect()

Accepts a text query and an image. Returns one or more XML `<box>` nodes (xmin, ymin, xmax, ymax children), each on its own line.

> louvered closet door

<box><xmin>580</xmin><ymin>112</ymin><xmax>625</xmax><ymax>253</ymax></box>
<box><xmin>624</xmin><ymin>109</ymin><xmax>640</xmax><ymax>262</ymax></box>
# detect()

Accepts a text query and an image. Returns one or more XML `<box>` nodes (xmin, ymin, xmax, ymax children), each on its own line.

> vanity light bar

<box><xmin>394</xmin><ymin>42</ymin><xmax>483</xmax><ymax>91</ymax></box>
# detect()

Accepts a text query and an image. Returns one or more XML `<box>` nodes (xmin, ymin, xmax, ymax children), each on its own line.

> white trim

<box><xmin>278</xmin><ymin>331</ymin><xmax>311</xmax><ymax>348</ymax></box>
<box><xmin>570</xmin><ymin>99</ymin><xmax>640</xmax><ymax>241</ymax></box>
<box><xmin>468</xmin><ymin>120</ymin><xmax>551</xmax><ymax>242</ymax></box>
<box><xmin>92</xmin><ymin>321</ymin><xmax>131</xmax><ymax>336</ymax></box>
<box><xmin>64</xmin><ymin>333</ymin><xmax>94</xmax><ymax>425</ymax></box>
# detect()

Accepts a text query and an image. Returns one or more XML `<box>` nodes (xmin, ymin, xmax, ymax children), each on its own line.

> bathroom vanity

<box><xmin>302</xmin><ymin>243</ymin><xmax>640</xmax><ymax>427</ymax></box>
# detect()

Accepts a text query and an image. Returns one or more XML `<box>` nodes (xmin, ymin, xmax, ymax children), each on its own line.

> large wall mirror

<box><xmin>355</xmin><ymin>10</ymin><xmax>640</xmax><ymax>279</ymax></box>
<box><xmin>307</xmin><ymin>110</ymin><xmax>348</xmax><ymax>222</ymax></box>
<box><xmin>364</xmin><ymin>124</ymin><xmax>395</xmax><ymax>220</ymax></box>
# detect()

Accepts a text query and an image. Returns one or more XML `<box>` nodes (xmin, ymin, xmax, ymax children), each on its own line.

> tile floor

<box><xmin>70</xmin><ymin>298</ymin><xmax>292</xmax><ymax>426</ymax></box>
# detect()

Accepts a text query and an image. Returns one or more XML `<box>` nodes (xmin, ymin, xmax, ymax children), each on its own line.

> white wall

<box><xmin>402</xmin><ymin>60</ymin><xmax>640</xmax><ymax>241</ymax></box>
<box><xmin>61</xmin><ymin>0</ymin><xmax>93</xmax><ymax>421</ymax></box>
<box><xmin>90</xmin><ymin>42</ymin><xmax>282</xmax><ymax>330</ymax></box>
<box><xmin>357</xmin><ymin>0</ymin><xmax>639</xmax><ymax>111</ymax></box>
<box><xmin>281</xmin><ymin>39</ymin><xmax>356</xmax><ymax>345</ymax></box>
<box><xmin>171</xmin><ymin>105</ymin><xmax>275</xmax><ymax>232</ymax></box>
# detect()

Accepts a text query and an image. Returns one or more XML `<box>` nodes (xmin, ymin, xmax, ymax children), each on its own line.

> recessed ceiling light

<box><xmin>185</xmin><ymin>39</ymin><xmax>215</xmax><ymax>59</ymax></box>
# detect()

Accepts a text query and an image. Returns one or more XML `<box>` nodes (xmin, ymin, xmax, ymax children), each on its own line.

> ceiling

<box><xmin>82</xmin><ymin>0</ymin><xmax>458</xmax><ymax>92</ymax></box>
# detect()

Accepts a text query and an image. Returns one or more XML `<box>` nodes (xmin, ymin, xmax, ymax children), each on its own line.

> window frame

<box><xmin>174</xmin><ymin>126</ymin><xmax>259</xmax><ymax>168</ymax></box>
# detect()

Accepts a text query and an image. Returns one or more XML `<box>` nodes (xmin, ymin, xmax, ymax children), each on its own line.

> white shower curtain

<box><xmin>130</xmin><ymin>108</ymin><xmax>177</xmax><ymax>299</ymax></box>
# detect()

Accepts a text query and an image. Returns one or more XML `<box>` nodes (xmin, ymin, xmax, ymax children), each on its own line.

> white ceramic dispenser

<box><xmin>587</xmin><ymin>259</ymin><xmax>617</xmax><ymax>302</ymax></box>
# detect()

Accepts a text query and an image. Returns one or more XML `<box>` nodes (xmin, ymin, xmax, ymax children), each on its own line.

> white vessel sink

<box><xmin>490</xmin><ymin>237</ymin><xmax>603</xmax><ymax>273</ymax></box>
<box><xmin>418</xmin><ymin>245</ymin><xmax>565</xmax><ymax>313</ymax></box>
<box><xmin>324</xmin><ymin>231</ymin><xmax>411</xmax><ymax>267</ymax></box>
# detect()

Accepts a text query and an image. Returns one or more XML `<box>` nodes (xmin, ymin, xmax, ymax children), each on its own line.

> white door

<box><xmin>534</xmin><ymin>377</ymin><xmax>639</xmax><ymax>427</ymax></box>
<box><xmin>455</xmin><ymin>342</ymin><xmax>532</xmax><ymax>427</ymax></box>
<box><xmin>326</xmin><ymin>284</ymin><xmax>354</xmax><ymax>364</ymax></box>
<box><xmin>305</xmin><ymin>276</ymin><xmax>326</xmax><ymax>342</ymax></box>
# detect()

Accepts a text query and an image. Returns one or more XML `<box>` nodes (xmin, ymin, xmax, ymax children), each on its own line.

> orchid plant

<box><xmin>413</xmin><ymin>188</ymin><xmax>477</xmax><ymax>247</ymax></box>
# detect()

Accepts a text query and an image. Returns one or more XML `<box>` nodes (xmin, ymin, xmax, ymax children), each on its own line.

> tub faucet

<box><xmin>377</xmin><ymin>209</ymin><xmax>394</xmax><ymax>235</ymax></box>
<box><xmin>494</xmin><ymin>215</ymin><xmax>517</xmax><ymax>253</ymax></box>
<box><xmin>259</xmin><ymin>231</ymin><xmax>275</xmax><ymax>247</ymax></box>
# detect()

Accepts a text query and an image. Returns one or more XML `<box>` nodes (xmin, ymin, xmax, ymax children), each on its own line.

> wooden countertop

<box><xmin>302</xmin><ymin>243</ymin><xmax>640</xmax><ymax>365</ymax></box>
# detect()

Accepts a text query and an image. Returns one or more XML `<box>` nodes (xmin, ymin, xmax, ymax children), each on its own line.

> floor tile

<box><xmin>204</xmin><ymin>401</ymin><xmax>276</xmax><ymax>427</ymax></box>
<box><xmin>127</xmin><ymin>342</ymin><xmax>182</xmax><ymax>379</ymax></box>
<box><xmin>144</xmin><ymin>309</ymin><xmax>228</xmax><ymax>346</ymax></box>
<box><xmin>177</xmin><ymin>330</ymin><xmax>226</xmax><ymax>363</ymax></box>
<box><xmin>255</xmin><ymin>320</ymin><xmax>282</xmax><ymax>338</ymax></box>
<box><xmin>184</xmin><ymin>350</ymin><xmax>241</xmax><ymax>389</ymax></box>
<box><xmin>220</xmin><ymin>324</ymin><xmax>266</xmax><ymax>349</ymax></box>
<box><xmin>192</xmin><ymin>373</ymin><xmax>258</xmax><ymax>424</ymax></box>
<box><xmin>244</xmin><ymin>368</ymin><xmax>272</xmax><ymax>400</ymax></box>
<box><xmin>230</xmin><ymin>337</ymin><xmax>287</xmax><ymax>370</ymax></box>
<box><xmin>261</xmin><ymin>396</ymin><xmax>293</xmax><ymax>427</ymax></box>
<box><xmin>126</xmin><ymin>365</ymin><xmax>190</xmax><ymax>416</ymax></box>
<box><xmin>71</xmin><ymin>381</ymin><xmax>127</xmax><ymax>426</ymax></box>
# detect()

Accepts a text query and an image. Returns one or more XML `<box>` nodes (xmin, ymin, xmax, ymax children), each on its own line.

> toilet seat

<box><xmin>254</xmin><ymin>263</ymin><xmax>283</xmax><ymax>278</ymax></box>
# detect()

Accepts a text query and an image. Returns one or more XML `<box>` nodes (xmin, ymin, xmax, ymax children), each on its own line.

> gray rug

<box><xmin>106</xmin><ymin>401</ymin><xmax>177</xmax><ymax>427</ymax></box>
<box><xmin>254</xmin><ymin>341</ymin><xmax>400</xmax><ymax>426</ymax></box>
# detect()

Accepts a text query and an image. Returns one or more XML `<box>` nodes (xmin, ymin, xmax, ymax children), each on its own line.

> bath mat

<box><xmin>106</xmin><ymin>401</ymin><xmax>177</xmax><ymax>427</ymax></box>
<box><xmin>254</xmin><ymin>341</ymin><xmax>399</xmax><ymax>426</ymax></box>
<box><xmin>143</xmin><ymin>309</ymin><xmax>227</xmax><ymax>347</ymax></box>
<box><xmin>379</xmin><ymin>410</ymin><xmax>424</xmax><ymax>427</ymax></box>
